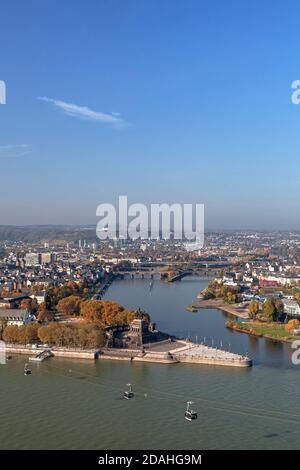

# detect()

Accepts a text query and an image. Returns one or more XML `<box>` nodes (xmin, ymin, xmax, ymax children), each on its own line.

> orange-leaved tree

<box><xmin>57</xmin><ymin>295</ymin><xmax>82</xmax><ymax>316</ymax></box>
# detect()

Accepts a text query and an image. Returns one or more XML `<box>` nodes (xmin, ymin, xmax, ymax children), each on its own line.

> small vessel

<box><xmin>149</xmin><ymin>279</ymin><xmax>154</xmax><ymax>292</ymax></box>
<box><xmin>29</xmin><ymin>349</ymin><xmax>53</xmax><ymax>362</ymax></box>
<box><xmin>124</xmin><ymin>383</ymin><xmax>134</xmax><ymax>399</ymax></box>
<box><xmin>24</xmin><ymin>364</ymin><xmax>32</xmax><ymax>376</ymax></box>
<box><xmin>184</xmin><ymin>401</ymin><xmax>198</xmax><ymax>421</ymax></box>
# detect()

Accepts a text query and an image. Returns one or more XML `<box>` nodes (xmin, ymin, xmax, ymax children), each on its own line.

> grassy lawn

<box><xmin>228</xmin><ymin>321</ymin><xmax>300</xmax><ymax>340</ymax></box>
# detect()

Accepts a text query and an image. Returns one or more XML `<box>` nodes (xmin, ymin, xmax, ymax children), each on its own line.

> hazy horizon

<box><xmin>1</xmin><ymin>223</ymin><xmax>300</xmax><ymax>233</ymax></box>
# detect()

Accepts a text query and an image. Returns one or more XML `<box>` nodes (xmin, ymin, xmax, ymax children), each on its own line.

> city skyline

<box><xmin>1</xmin><ymin>0</ymin><xmax>300</xmax><ymax>229</ymax></box>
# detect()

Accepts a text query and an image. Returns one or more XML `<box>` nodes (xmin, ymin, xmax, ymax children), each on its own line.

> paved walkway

<box><xmin>176</xmin><ymin>343</ymin><xmax>247</xmax><ymax>361</ymax></box>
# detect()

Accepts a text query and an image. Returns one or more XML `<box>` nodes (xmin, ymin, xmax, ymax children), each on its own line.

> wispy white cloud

<box><xmin>38</xmin><ymin>96</ymin><xmax>130</xmax><ymax>127</ymax></box>
<box><xmin>0</xmin><ymin>144</ymin><xmax>30</xmax><ymax>158</ymax></box>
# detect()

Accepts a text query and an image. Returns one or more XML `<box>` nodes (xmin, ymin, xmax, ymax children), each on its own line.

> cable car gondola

<box><xmin>24</xmin><ymin>364</ymin><xmax>32</xmax><ymax>376</ymax></box>
<box><xmin>124</xmin><ymin>383</ymin><xmax>134</xmax><ymax>399</ymax></box>
<box><xmin>185</xmin><ymin>401</ymin><xmax>197</xmax><ymax>421</ymax></box>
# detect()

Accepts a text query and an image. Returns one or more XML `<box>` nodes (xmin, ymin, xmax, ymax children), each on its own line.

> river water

<box><xmin>0</xmin><ymin>277</ymin><xmax>300</xmax><ymax>450</ymax></box>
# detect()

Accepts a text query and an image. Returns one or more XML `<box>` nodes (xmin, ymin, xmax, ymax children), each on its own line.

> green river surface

<box><xmin>0</xmin><ymin>277</ymin><xmax>299</xmax><ymax>450</ymax></box>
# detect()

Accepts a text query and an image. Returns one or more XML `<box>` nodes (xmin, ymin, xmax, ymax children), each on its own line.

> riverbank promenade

<box><xmin>100</xmin><ymin>339</ymin><xmax>252</xmax><ymax>368</ymax></box>
<box><xmin>5</xmin><ymin>339</ymin><xmax>252</xmax><ymax>368</ymax></box>
<box><xmin>171</xmin><ymin>341</ymin><xmax>252</xmax><ymax>367</ymax></box>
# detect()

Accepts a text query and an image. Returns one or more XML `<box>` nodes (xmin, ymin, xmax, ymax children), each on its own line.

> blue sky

<box><xmin>0</xmin><ymin>0</ymin><xmax>300</xmax><ymax>229</ymax></box>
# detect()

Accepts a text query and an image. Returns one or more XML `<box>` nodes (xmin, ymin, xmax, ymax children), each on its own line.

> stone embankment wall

<box><xmin>5</xmin><ymin>345</ymin><xmax>96</xmax><ymax>360</ymax></box>
<box><xmin>5</xmin><ymin>345</ymin><xmax>252</xmax><ymax>367</ymax></box>
<box><xmin>177</xmin><ymin>355</ymin><xmax>252</xmax><ymax>367</ymax></box>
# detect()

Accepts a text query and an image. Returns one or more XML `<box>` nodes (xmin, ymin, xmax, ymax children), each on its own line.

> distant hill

<box><xmin>0</xmin><ymin>225</ymin><xmax>98</xmax><ymax>243</ymax></box>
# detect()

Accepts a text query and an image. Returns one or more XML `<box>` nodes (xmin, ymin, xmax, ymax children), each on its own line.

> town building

<box><xmin>30</xmin><ymin>291</ymin><xmax>46</xmax><ymax>304</ymax></box>
<box><xmin>41</xmin><ymin>253</ymin><xmax>56</xmax><ymax>265</ymax></box>
<box><xmin>283</xmin><ymin>299</ymin><xmax>300</xmax><ymax>317</ymax></box>
<box><xmin>0</xmin><ymin>309</ymin><xmax>36</xmax><ymax>326</ymax></box>
<box><xmin>25</xmin><ymin>253</ymin><xmax>41</xmax><ymax>266</ymax></box>
<box><xmin>0</xmin><ymin>295</ymin><xmax>31</xmax><ymax>309</ymax></box>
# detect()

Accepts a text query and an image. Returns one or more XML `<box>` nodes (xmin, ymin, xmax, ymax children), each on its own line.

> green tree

<box><xmin>263</xmin><ymin>298</ymin><xmax>276</xmax><ymax>322</ymax></box>
<box><xmin>274</xmin><ymin>299</ymin><xmax>285</xmax><ymax>322</ymax></box>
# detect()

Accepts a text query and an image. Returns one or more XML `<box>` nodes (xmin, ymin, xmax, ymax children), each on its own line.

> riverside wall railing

<box><xmin>4</xmin><ymin>343</ymin><xmax>252</xmax><ymax>367</ymax></box>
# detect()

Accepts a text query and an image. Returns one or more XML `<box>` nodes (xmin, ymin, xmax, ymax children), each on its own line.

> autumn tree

<box><xmin>80</xmin><ymin>300</ymin><xmax>105</xmax><ymax>324</ymax></box>
<box><xmin>248</xmin><ymin>300</ymin><xmax>259</xmax><ymax>319</ymax></box>
<box><xmin>201</xmin><ymin>288</ymin><xmax>215</xmax><ymax>300</ymax></box>
<box><xmin>2</xmin><ymin>325</ymin><xmax>20</xmax><ymax>344</ymax></box>
<box><xmin>86</xmin><ymin>326</ymin><xmax>105</xmax><ymax>348</ymax></box>
<box><xmin>66</xmin><ymin>281</ymin><xmax>80</xmax><ymax>292</ymax></box>
<box><xmin>263</xmin><ymin>299</ymin><xmax>276</xmax><ymax>322</ymax></box>
<box><xmin>17</xmin><ymin>323</ymin><xmax>39</xmax><ymax>345</ymax></box>
<box><xmin>37</xmin><ymin>322</ymin><xmax>105</xmax><ymax>349</ymax></box>
<box><xmin>2</xmin><ymin>324</ymin><xmax>39</xmax><ymax>345</ymax></box>
<box><xmin>37</xmin><ymin>302</ymin><xmax>54</xmax><ymax>323</ymax></box>
<box><xmin>294</xmin><ymin>291</ymin><xmax>300</xmax><ymax>306</ymax></box>
<box><xmin>19</xmin><ymin>298</ymin><xmax>38</xmax><ymax>314</ymax></box>
<box><xmin>77</xmin><ymin>324</ymin><xmax>105</xmax><ymax>349</ymax></box>
<box><xmin>285</xmin><ymin>319</ymin><xmax>300</xmax><ymax>333</ymax></box>
<box><xmin>24</xmin><ymin>323</ymin><xmax>39</xmax><ymax>344</ymax></box>
<box><xmin>225</xmin><ymin>291</ymin><xmax>236</xmax><ymax>304</ymax></box>
<box><xmin>38</xmin><ymin>323</ymin><xmax>62</xmax><ymax>346</ymax></box>
<box><xmin>262</xmin><ymin>298</ymin><xmax>286</xmax><ymax>323</ymax></box>
<box><xmin>44</xmin><ymin>283</ymin><xmax>82</xmax><ymax>309</ymax></box>
<box><xmin>113</xmin><ymin>309</ymin><xmax>136</xmax><ymax>325</ymax></box>
<box><xmin>80</xmin><ymin>300</ymin><xmax>123</xmax><ymax>325</ymax></box>
<box><xmin>100</xmin><ymin>301</ymin><xmax>125</xmax><ymax>325</ymax></box>
<box><xmin>57</xmin><ymin>295</ymin><xmax>82</xmax><ymax>316</ymax></box>
<box><xmin>0</xmin><ymin>317</ymin><xmax>7</xmax><ymax>340</ymax></box>
<box><xmin>56</xmin><ymin>285</ymin><xmax>74</xmax><ymax>302</ymax></box>
<box><xmin>79</xmin><ymin>299</ymin><xmax>148</xmax><ymax>326</ymax></box>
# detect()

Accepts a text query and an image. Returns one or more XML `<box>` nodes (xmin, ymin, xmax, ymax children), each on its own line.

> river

<box><xmin>0</xmin><ymin>277</ymin><xmax>299</xmax><ymax>450</ymax></box>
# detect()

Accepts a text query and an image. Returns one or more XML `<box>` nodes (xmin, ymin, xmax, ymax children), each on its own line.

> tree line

<box><xmin>2</xmin><ymin>322</ymin><xmax>105</xmax><ymax>349</ymax></box>
<box><xmin>0</xmin><ymin>280</ymin><xmax>151</xmax><ymax>348</ymax></box>
<box><xmin>248</xmin><ymin>298</ymin><xmax>285</xmax><ymax>322</ymax></box>
<box><xmin>18</xmin><ymin>281</ymin><xmax>150</xmax><ymax>327</ymax></box>
<box><xmin>201</xmin><ymin>280</ymin><xmax>240</xmax><ymax>304</ymax></box>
